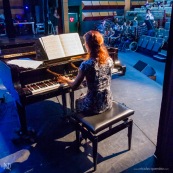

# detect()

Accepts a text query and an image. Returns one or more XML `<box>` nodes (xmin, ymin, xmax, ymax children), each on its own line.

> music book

<box><xmin>39</xmin><ymin>33</ymin><xmax>85</xmax><ymax>60</ymax></box>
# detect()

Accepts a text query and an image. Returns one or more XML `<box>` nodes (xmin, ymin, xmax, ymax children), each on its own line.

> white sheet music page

<box><xmin>58</xmin><ymin>33</ymin><xmax>85</xmax><ymax>57</ymax></box>
<box><xmin>40</xmin><ymin>35</ymin><xmax>65</xmax><ymax>60</ymax></box>
<box><xmin>7</xmin><ymin>59</ymin><xmax>43</xmax><ymax>69</ymax></box>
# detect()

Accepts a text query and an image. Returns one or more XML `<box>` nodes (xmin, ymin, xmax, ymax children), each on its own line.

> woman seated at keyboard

<box><xmin>58</xmin><ymin>30</ymin><xmax>113</xmax><ymax>114</ymax></box>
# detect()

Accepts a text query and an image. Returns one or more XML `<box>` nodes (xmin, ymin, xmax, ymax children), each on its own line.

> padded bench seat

<box><xmin>73</xmin><ymin>101</ymin><xmax>134</xmax><ymax>171</ymax></box>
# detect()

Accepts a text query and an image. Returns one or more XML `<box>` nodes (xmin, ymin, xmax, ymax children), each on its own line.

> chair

<box><xmin>146</xmin><ymin>37</ymin><xmax>156</xmax><ymax>50</ymax></box>
<box><xmin>73</xmin><ymin>101</ymin><xmax>134</xmax><ymax>171</ymax></box>
<box><xmin>35</xmin><ymin>23</ymin><xmax>45</xmax><ymax>34</ymax></box>
<box><xmin>152</xmin><ymin>41</ymin><xmax>162</xmax><ymax>53</ymax></box>
<box><xmin>164</xmin><ymin>22</ymin><xmax>170</xmax><ymax>30</ymax></box>
<box><xmin>141</xmin><ymin>36</ymin><xmax>150</xmax><ymax>48</ymax></box>
<box><xmin>137</xmin><ymin>35</ymin><xmax>145</xmax><ymax>47</ymax></box>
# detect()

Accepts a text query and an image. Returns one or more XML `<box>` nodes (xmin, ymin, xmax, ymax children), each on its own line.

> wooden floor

<box><xmin>0</xmin><ymin>35</ymin><xmax>166</xmax><ymax>173</ymax></box>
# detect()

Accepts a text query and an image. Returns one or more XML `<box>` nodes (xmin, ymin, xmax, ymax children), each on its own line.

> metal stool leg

<box><xmin>128</xmin><ymin>119</ymin><xmax>133</xmax><ymax>150</ymax></box>
<box><xmin>93</xmin><ymin>136</ymin><xmax>98</xmax><ymax>171</ymax></box>
<box><xmin>76</xmin><ymin>128</ymin><xmax>81</xmax><ymax>151</ymax></box>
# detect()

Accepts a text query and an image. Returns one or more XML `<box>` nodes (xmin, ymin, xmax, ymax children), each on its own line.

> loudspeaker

<box><xmin>133</xmin><ymin>60</ymin><xmax>156</xmax><ymax>78</ymax></box>
<box><xmin>141</xmin><ymin>65</ymin><xmax>156</xmax><ymax>76</ymax></box>
<box><xmin>133</xmin><ymin>60</ymin><xmax>147</xmax><ymax>72</ymax></box>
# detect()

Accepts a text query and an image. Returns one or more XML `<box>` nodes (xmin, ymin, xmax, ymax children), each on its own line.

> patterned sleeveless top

<box><xmin>75</xmin><ymin>57</ymin><xmax>113</xmax><ymax>114</ymax></box>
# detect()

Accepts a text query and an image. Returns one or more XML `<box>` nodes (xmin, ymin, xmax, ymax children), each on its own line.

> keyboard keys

<box><xmin>25</xmin><ymin>79</ymin><xmax>61</xmax><ymax>95</ymax></box>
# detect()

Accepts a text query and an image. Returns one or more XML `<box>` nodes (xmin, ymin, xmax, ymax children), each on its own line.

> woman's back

<box><xmin>76</xmin><ymin>58</ymin><xmax>113</xmax><ymax>114</ymax></box>
<box><xmin>84</xmin><ymin>58</ymin><xmax>112</xmax><ymax>90</ymax></box>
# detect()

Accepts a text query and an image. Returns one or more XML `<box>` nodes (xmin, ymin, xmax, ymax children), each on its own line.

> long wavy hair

<box><xmin>83</xmin><ymin>30</ymin><xmax>110</xmax><ymax>64</ymax></box>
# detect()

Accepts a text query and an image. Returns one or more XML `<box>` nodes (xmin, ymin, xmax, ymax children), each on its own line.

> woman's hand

<box><xmin>56</xmin><ymin>69</ymin><xmax>85</xmax><ymax>88</ymax></box>
<box><xmin>57</xmin><ymin>75</ymin><xmax>68</xmax><ymax>84</ymax></box>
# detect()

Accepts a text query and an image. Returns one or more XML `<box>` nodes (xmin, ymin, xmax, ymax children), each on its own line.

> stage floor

<box><xmin>0</xmin><ymin>35</ymin><xmax>166</xmax><ymax>173</ymax></box>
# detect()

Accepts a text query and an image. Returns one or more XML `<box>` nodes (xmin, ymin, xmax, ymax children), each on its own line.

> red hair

<box><xmin>83</xmin><ymin>30</ymin><xmax>110</xmax><ymax>64</ymax></box>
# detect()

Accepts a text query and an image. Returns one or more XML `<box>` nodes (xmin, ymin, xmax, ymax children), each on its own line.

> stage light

<box><xmin>25</xmin><ymin>6</ymin><xmax>29</xmax><ymax>10</ymax></box>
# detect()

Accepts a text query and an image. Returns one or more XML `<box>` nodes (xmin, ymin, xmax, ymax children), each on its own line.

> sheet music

<box><xmin>59</xmin><ymin>33</ymin><xmax>85</xmax><ymax>57</ymax></box>
<box><xmin>39</xmin><ymin>35</ymin><xmax>65</xmax><ymax>60</ymax></box>
<box><xmin>7</xmin><ymin>59</ymin><xmax>43</xmax><ymax>69</ymax></box>
<box><xmin>39</xmin><ymin>33</ymin><xmax>85</xmax><ymax>60</ymax></box>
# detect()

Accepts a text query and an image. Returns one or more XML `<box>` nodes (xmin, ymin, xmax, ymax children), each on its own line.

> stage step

<box><xmin>158</xmin><ymin>50</ymin><xmax>167</xmax><ymax>57</ymax></box>
<box><xmin>153</xmin><ymin>49</ymin><xmax>167</xmax><ymax>62</ymax></box>
<box><xmin>153</xmin><ymin>55</ymin><xmax>166</xmax><ymax>62</ymax></box>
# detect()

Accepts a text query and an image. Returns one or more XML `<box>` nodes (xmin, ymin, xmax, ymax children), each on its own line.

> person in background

<box><xmin>103</xmin><ymin>27</ymin><xmax>114</xmax><ymax>46</ymax></box>
<box><xmin>113</xmin><ymin>22</ymin><xmax>120</xmax><ymax>31</ymax></box>
<box><xmin>121</xmin><ymin>21</ymin><xmax>127</xmax><ymax>32</ymax></box>
<box><xmin>145</xmin><ymin>0</ymin><xmax>151</xmax><ymax>9</ymax></box>
<box><xmin>125</xmin><ymin>20</ymin><xmax>132</xmax><ymax>35</ymax></box>
<box><xmin>157</xmin><ymin>1</ymin><xmax>164</xmax><ymax>9</ymax></box>
<box><xmin>145</xmin><ymin>9</ymin><xmax>154</xmax><ymax>20</ymax></box>
<box><xmin>114</xmin><ymin>17</ymin><xmax>119</xmax><ymax>25</ymax></box>
<box><xmin>58</xmin><ymin>30</ymin><xmax>113</xmax><ymax>114</ymax></box>
<box><xmin>133</xmin><ymin>16</ymin><xmax>138</xmax><ymax>27</ymax></box>
<box><xmin>50</xmin><ymin>7</ymin><xmax>60</xmax><ymax>34</ymax></box>
<box><xmin>109</xmin><ymin>25</ymin><xmax>122</xmax><ymax>47</ymax></box>
<box><xmin>97</xmin><ymin>20</ymin><xmax>106</xmax><ymax>35</ymax></box>
<box><xmin>145</xmin><ymin>9</ymin><xmax>155</xmax><ymax>36</ymax></box>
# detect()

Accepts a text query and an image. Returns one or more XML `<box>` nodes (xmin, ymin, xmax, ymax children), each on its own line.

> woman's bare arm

<box><xmin>58</xmin><ymin>69</ymin><xmax>85</xmax><ymax>89</ymax></box>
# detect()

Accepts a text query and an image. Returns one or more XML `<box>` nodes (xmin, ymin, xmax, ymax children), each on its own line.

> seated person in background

<box><xmin>114</xmin><ymin>17</ymin><xmax>119</xmax><ymax>25</ymax></box>
<box><xmin>158</xmin><ymin>1</ymin><xmax>164</xmax><ymax>8</ymax></box>
<box><xmin>145</xmin><ymin>0</ymin><xmax>152</xmax><ymax>9</ymax></box>
<box><xmin>125</xmin><ymin>20</ymin><xmax>132</xmax><ymax>35</ymax></box>
<box><xmin>145</xmin><ymin>9</ymin><xmax>154</xmax><ymax>20</ymax></box>
<box><xmin>164</xmin><ymin>1</ymin><xmax>167</xmax><ymax>6</ymax></box>
<box><xmin>97</xmin><ymin>20</ymin><xmax>106</xmax><ymax>35</ymax></box>
<box><xmin>145</xmin><ymin>0</ymin><xmax>149</xmax><ymax>6</ymax></box>
<box><xmin>58</xmin><ymin>30</ymin><xmax>113</xmax><ymax>114</ymax></box>
<box><xmin>104</xmin><ymin>27</ymin><xmax>113</xmax><ymax>37</ymax></box>
<box><xmin>103</xmin><ymin>27</ymin><xmax>114</xmax><ymax>46</ymax></box>
<box><xmin>109</xmin><ymin>25</ymin><xmax>122</xmax><ymax>47</ymax></box>
<box><xmin>121</xmin><ymin>22</ymin><xmax>127</xmax><ymax>32</ymax></box>
<box><xmin>133</xmin><ymin>16</ymin><xmax>138</xmax><ymax>27</ymax></box>
<box><xmin>113</xmin><ymin>22</ymin><xmax>120</xmax><ymax>31</ymax></box>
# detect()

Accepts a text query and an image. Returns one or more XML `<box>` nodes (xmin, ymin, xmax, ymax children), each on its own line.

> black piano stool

<box><xmin>73</xmin><ymin>101</ymin><xmax>134</xmax><ymax>171</ymax></box>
